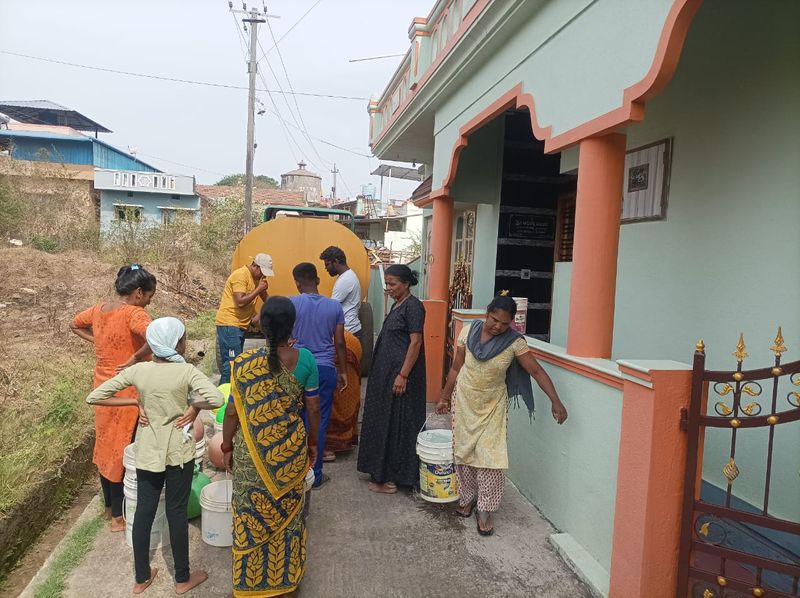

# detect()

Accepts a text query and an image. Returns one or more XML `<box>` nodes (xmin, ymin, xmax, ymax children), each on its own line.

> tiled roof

<box><xmin>195</xmin><ymin>185</ymin><xmax>307</xmax><ymax>206</ymax></box>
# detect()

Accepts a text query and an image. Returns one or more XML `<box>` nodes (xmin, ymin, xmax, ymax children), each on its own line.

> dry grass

<box><xmin>0</xmin><ymin>353</ymin><xmax>95</xmax><ymax>514</ymax></box>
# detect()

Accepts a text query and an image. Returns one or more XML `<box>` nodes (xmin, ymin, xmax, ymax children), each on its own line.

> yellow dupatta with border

<box><xmin>230</xmin><ymin>348</ymin><xmax>308</xmax><ymax>597</ymax></box>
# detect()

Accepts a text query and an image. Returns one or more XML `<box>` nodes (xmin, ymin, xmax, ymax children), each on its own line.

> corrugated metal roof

<box><xmin>0</xmin><ymin>100</ymin><xmax>112</xmax><ymax>133</ymax></box>
<box><xmin>0</xmin><ymin>129</ymin><xmax>90</xmax><ymax>142</ymax></box>
<box><xmin>0</xmin><ymin>129</ymin><xmax>161</xmax><ymax>172</ymax></box>
<box><xmin>0</xmin><ymin>100</ymin><xmax>71</xmax><ymax>110</ymax></box>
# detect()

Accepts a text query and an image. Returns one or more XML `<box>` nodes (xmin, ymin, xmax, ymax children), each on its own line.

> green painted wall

<box><xmin>549</xmin><ymin>262</ymin><xmax>572</xmax><ymax>347</ymax></box>
<box><xmin>450</xmin><ymin>116</ymin><xmax>505</xmax><ymax>308</ymax></box>
<box><xmin>508</xmin><ymin>354</ymin><xmax>622</xmax><ymax>575</ymax></box>
<box><xmin>432</xmin><ymin>0</ymin><xmax>674</xmax><ymax>187</ymax></box>
<box><xmin>611</xmin><ymin>0</ymin><xmax>800</xmax><ymax>520</ymax></box>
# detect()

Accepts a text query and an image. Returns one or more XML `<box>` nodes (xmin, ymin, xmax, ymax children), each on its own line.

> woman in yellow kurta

<box><xmin>437</xmin><ymin>294</ymin><xmax>568</xmax><ymax>536</ymax></box>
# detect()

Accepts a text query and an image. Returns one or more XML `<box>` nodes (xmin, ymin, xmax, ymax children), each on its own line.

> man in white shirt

<box><xmin>320</xmin><ymin>246</ymin><xmax>362</xmax><ymax>339</ymax></box>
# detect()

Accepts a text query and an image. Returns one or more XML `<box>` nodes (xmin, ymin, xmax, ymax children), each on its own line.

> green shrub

<box><xmin>31</xmin><ymin>235</ymin><xmax>61</xmax><ymax>253</ymax></box>
<box><xmin>0</xmin><ymin>176</ymin><xmax>24</xmax><ymax>237</ymax></box>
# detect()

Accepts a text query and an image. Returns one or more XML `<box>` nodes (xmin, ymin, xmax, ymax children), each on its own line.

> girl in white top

<box><xmin>87</xmin><ymin>317</ymin><xmax>222</xmax><ymax>595</ymax></box>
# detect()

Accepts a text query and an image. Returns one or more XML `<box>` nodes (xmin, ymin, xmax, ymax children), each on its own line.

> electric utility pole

<box><xmin>331</xmin><ymin>163</ymin><xmax>339</xmax><ymax>201</ymax></box>
<box><xmin>231</xmin><ymin>3</ymin><xmax>277</xmax><ymax>233</ymax></box>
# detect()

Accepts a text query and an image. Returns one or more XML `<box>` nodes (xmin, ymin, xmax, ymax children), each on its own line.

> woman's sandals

<box><xmin>475</xmin><ymin>510</ymin><xmax>495</xmax><ymax>536</ymax></box>
<box><xmin>455</xmin><ymin>501</ymin><xmax>476</xmax><ymax>518</ymax></box>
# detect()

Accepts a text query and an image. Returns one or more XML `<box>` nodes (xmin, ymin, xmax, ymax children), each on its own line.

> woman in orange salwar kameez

<box><xmin>324</xmin><ymin>330</ymin><xmax>362</xmax><ymax>455</ymax></box>
<box><xmin>70</xmin><ymin>264</ymin><xmax>156</xmax><ymax>532</ymax></box>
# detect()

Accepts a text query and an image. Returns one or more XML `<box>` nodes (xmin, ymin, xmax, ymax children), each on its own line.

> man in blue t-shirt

<box><xmin>290</xmin><ymin>262</ymin><xmax>347</xmax><ymax>489</ymax></box>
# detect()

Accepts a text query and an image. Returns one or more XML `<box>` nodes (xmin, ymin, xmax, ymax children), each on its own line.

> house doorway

<box><xmin>451</xmin><ymin>207</ymin><xmax>476</xmax><ymax>310</ymax></box>
<box><xmin>494</xmin><ymin>110</ymin><xmax>576</xmax><ymax>340</ymax></box>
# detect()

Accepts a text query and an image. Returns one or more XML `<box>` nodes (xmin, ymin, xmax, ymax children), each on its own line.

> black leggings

<box><xmin>133</xmin><ymin>462</ymin><xmax>194</xmax><ymax>584</ymax></box>
<box><xmin>100</xmin><ymin>475</ymin><xmax>124</xmax><ymax>518</ymax></box>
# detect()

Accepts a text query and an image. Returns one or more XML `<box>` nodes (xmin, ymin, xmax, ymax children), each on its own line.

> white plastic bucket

<box><xmin>512</xmin><ymin>297</ymin><xmax>528</xmax><ymax>333</ymax></box>
<box><xmin>194</xmin><ymin>437</ymin><xmax>206</xmax><ymax>465</ymax></box>
<box><xmin>199</xmin><ymin>479</ymin><xmax>233</xmax><ymax>547</ymax></box>
<box><xmin>303</xmin><ymin>468</ymin><xmax>314</xmax><ymax>518</ymax></box>
<box><xmin>416</xmin><ymin>429</ymin><xmax>459</xmax><ymax>503</ymax></box>
<box><xmin>122</xmin><ymin>444</ymin><xmax>169</xmax><ymax>549</ymax></box>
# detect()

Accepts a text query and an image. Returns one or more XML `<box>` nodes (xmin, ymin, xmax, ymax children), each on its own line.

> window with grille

<box><xmin>114</xmin><ymin>204</ymin><xmax>143</xmax><ymax>223</ymax></box>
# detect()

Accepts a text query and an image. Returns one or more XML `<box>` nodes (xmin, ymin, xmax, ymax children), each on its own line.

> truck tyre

<box><xmin>358</xmin><ymin>302</ymin><xmax>374</xmax><ymax>376</ymax></box>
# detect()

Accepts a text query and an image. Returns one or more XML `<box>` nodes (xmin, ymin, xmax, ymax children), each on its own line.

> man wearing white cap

<box><xmin>214</xmin><ymin>254</ymin><xmax>273</xmax><ymax>384</ymax></box>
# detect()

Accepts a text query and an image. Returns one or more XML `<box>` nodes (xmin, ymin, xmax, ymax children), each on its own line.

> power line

<box><xmin>135</xmin><ymin>152</ymin><xmax>225</xmax><ymax>177</ymax></box>
<box><xmin>229</xmin><ymin>7</ymin><xmax>303</xmax><ymax>165</ymax></box>
<box><xmin>260</xmin><ymin>0</ymin><xmax>323</xmax><ymax>56</ymax></box>
<box><xmin>232</xmin><ymin>9</ymin><xmax>326</xmax><ymax>175</ymax></box>
<box><xmin>0</xmin><ymin>49</ymin><xmax>367</xmax><ymax>101</ymax></box>
<box><xmin>260</xmin><ymin>26</ymin><xmax>330</xmax><ymax>170</ymax></box>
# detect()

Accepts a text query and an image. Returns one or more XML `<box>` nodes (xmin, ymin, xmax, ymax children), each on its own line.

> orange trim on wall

<box><xmin>608</xmin><ymin>368</ymin><xmax>692</xmax><ymax>597</ymax></box>
<box><xmin>374</xmin><ymin>0</ymin><xmax>701</xmax><ymax>164</ymax></box>
<box><xmin>372</xmin><ymin>0</ymin><xmax>492</xmax><ymax>147</ymax></box>
<box><xmin>422</xmin><ymin>299</ymin><xmax>448</xmax><ymax>403</ymax></box>
<box><xmin>440</xmin><ymin>83</ymin><xmax>552</xmax><ymax>192</ymax></box>
<box><xmin>529</xmin><ymin>349</ymin><xmax>623</xmax><ymax>390</ymax></box>
<box><xmin>566</xmin><ymin>133</ymin><xmax>627</xmax><ymax>358</ymax></box>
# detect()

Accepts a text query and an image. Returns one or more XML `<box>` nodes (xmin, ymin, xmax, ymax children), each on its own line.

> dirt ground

<box><xmin>0</xmin><ymin>245</ymin><xmax>225</xmax><ymax>589</ymax></box>
<box><xmin>0</xmin><ymin>245</ymin><xmax>223</xmax><ymax>405</ymax></box>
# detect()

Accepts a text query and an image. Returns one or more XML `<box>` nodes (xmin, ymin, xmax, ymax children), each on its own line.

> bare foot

<box><xmin>110</xmin><ymin>516</ymin><xmax>125</xmax><ymax>532</ymax></box>
<box><xmin>175</xmin><ymin>570</ymin><xmax>208</xmax><ymax>595</ymax></box>
<box><xmin>368</xmin><ymin>482</ymin><xmax>397</xmax><ymax>494</ymax></box>
<box><xmin>132</xmin><ymin>567</ymin><xmax>158</xmax><ymax>594</ymax></box>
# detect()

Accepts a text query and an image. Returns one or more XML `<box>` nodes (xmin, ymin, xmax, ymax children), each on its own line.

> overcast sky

<box><xmin>0</xmin><ymin>0</ymin><xmax>432</xmax><ymax>199</ymax></box>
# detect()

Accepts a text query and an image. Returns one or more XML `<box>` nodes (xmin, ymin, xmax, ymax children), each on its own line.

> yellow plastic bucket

<box><xmin>416</xmin><ymin>429</ymin><xmax>458</xmax><ymax>503</ymax></box>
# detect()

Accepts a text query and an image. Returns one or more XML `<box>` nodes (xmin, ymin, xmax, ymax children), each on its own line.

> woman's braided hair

<box><xmin>259</xmin><ymin>297</ymin><xmax>296</xmax><ymax>374</ymax></box>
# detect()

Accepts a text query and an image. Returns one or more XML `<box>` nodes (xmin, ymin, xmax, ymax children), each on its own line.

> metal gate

<box><xmin>677</xmin><ymin>329</ymin><xmax>800</xmax><ymax>597</ymax></box>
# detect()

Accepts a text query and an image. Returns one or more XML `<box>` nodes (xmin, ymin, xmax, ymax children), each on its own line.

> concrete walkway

<box><xmin>39</xmin><ymin>447</ymin><xmax>588</xmax><ymax>598</ymax></box>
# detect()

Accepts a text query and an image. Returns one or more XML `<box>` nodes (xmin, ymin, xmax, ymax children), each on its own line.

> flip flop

<box><xmin>132</xmin><ymin>567</ymin><xmax>158</xmax><ymax>595</ymax></box>
<box><xmin>455</xmin><ymin>501</ymin><xmax>476</xmax><ymax>518</ymax></box>
<box><xmin>475</xmin><ymin>511</ymin><xmax>495</xmax><ymax>536</ymax></box>
<box><xmin>322</xmin><ymin>453</ymin><xmax>336</xmax><ymax>463</ymax></box>
<box><xmin>312</xmin><ymin>473</ymin><xmax>331</xmax><ymax>490</ymax></box>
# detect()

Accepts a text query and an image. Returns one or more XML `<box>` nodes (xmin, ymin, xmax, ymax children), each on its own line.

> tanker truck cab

<box><xmin>231</xmin><ymin>205</ymin><xmax>374</xmax><ymax>374</ymax></box>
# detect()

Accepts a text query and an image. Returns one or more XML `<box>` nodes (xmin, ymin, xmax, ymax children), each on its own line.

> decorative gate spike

<box><xmin>771</xmin><ymin>326</ymin><xmax>787</xmax><ymax>356</ymax></box>
<box><xmin>723</xmin><ymin>458</ymin><xmax>740</xmax><ymax>484</ymax></box>
<box><xmin>732</xmin><ymin>333</ymin><xmax>748</xmax><ymax>362</ymax></box>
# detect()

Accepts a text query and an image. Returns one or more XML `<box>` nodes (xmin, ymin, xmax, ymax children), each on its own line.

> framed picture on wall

<box><xmin>621</xmin><ymin>138</ymin><xmax>672</xmax><ymax>223</ymax></box>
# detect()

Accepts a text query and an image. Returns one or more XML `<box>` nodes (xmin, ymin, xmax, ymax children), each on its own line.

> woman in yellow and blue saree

<box><xmin>221</xmin><ymin>297</ymin><xmax>320</xmax><ymax>597</ymax></box>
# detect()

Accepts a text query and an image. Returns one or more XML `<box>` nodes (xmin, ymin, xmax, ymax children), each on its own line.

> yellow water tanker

<box><xmin>231</xmin><ymin>213</ymin><xmax>370</xmax><ymax>300</ymax></box>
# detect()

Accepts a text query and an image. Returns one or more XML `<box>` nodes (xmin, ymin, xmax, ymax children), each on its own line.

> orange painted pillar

<box><xmin>428</xmin><ymin>195</ymin><xmax>454</xmax><ymax>300</ymax></box>
<box><xmin>421</xmin><ymin>299</ymin><xmax>447</xmax><ymax>403</ymax></box>
<box><xmin>422</xmin><ymin>194</ymin><xmax>454</xmax><ymax>401</ymax></box>
<box><xmin>608</xmin><ymin>363</ymin><xmax>692</xmax><ymax>597</ymax></box>
<box><xmin>566</xmin><ymin>133</ymin><xmax>627</xmax><ymax>358</ymax></box>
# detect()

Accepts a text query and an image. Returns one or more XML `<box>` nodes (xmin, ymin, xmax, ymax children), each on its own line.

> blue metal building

<box><xmin>0</xmin><ymin>129</ymin><xmax>160</xmax><ymax>172</ymax></box>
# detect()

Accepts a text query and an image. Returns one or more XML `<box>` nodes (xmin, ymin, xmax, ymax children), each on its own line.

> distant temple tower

<box><xmin>281</xmin><ymin>161</ymin><xmax>322</xmax><ymax>205</ymax></box>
